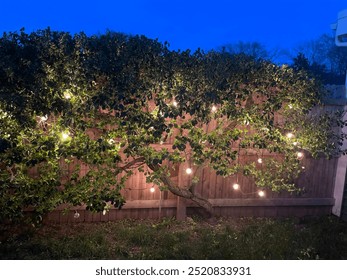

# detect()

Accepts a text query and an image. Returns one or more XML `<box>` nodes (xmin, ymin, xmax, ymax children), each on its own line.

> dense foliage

<box><xmin>0</xmin><ymin>29</ymin><xmax>344</xmax><ymax>221</ymax></box>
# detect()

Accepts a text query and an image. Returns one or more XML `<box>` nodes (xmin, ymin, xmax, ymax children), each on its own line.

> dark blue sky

<box><xmin>0</xmin><ymin>0</ymin><xmax>345</xmax><ymax>52</ymax></box>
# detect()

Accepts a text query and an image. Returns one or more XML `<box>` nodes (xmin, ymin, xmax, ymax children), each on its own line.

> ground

<box><xmin>1</xmin><ymin>215</ymin><xmax>346</xmax><ymax>260</ymax></box>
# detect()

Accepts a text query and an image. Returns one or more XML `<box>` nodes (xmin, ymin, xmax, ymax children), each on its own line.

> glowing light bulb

<box><xmin>286</xmin><ymin>132</ymin><xmax>294</xmax><ymax>139</ymax></box>
<box><xmin>258</xmin><ymin>190</ymin><xmax>265</xmax><ymax>197</ymax></box>
<box><xmin>297</xmin><ymin>152</ymin><xmax>304</xmax><ymax>160</ymax></box>
<box><xmin>302</xmin><ymin>166</ymin><xmax>305</xmax><ymax>170</ymax></box>
<box><xmin>186</xmin><ymin>168</ymin><xmax>192</xmax><ymax>175</ymax></box>
<box><xmin>150</xmin><ymin>187</ymin><xmax>155</xmax><ymax>193</ymax></box>
<box><xmin>232</xmin><ymin>183</ymin><xmax>240</xmax><ymax>190</ymax></box>
<box><xmin>172</xmin><ymin>100</ymin><xmax>178</xmax><ymax>107</ymax></box>
<box><xmin>102</xmin><ymin>209</ymin><xmax>107</xmax><ymax>215</ymax></box>
<box><xmin>211</xmin><ymin>105</ymin><xmax>217</xmax><ymax>112</ymax></box>
<box><xmin>74</xmin><ymin>212</ymin><xmax>80</xmax><ymax>219</ymax></box>
<box><xmin>293</xmin><ymin>141</ymin><xmax>298</xmax><ymax>146</ymax></box>
<box><xmin>257</xmin><ymin>158</ymin><xmax>263</xmax><ymax>164</ymax></box>
<box><xmin>63</xmin><ymin>90</ymin><xmax>72</xmax><ymax>100</ymax></box>
<box><xmin>288</xmin><ymin>104</ymin><xmax>293</xmax><ymax>109</ymax></box>
<box><xmin>159</xmin><ymin>140</ymin><xmax>164</xmax><ymax>145</ymax></box>
<box><xmin>61</xmin><ymin>131</ymin><xmax>71</xmax><ymax>141</ymax></box>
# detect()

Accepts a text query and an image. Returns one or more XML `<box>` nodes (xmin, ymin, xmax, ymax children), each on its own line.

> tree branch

<box><xmin>119</xmin><ymin>157</ymin><xmax>145</xmax><ymax>171</ymax></box>
<box><xmin>148</xmin><ymin>163</ymin><xmax>214</xmax><ymax>216</ymax></box>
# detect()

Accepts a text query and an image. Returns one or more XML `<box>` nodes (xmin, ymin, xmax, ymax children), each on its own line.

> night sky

<box><xmin>0</xmin><ymin>0</ymin><xmax>345</xmax><ymax>53</ymax></box>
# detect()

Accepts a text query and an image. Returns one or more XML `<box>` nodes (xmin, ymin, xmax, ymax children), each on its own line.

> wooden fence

<box><xmin>44</xmin><ymin>154</ymin><xmax>337</xmax><ymax>223</ymax></box>
<box><xmin>43</xmin><ymin>104</ymin><xmax>343</xmax><ymax>223</ymax></box>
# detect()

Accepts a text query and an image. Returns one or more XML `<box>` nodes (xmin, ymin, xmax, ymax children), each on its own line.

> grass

<box><xmin>1</xmin><ymin>215</ymin><xmax>347</xmax><ymax>260</ymax></box>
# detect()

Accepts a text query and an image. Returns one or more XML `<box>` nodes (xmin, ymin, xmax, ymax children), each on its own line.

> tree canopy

<box><xmin>293</xmin><ymin>34</ymin><xmax>347</xmax><ymax>84</ymax></box>
<box><xmin>0</xmin><ymin>29</ymin><xmax>344</xmax><ymax>222</ymax></box>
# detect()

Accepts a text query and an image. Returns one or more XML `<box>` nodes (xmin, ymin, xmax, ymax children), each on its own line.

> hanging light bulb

<box><xmin>257</xmin><ymin>158</ymin><xmax>263</xmax><ymax>164</ymax></box>
<box><xmin>288</xmin><ymin>104</ymin><xmax>293</xmax><ymax>109</ymax></box>
<box><xmin>258</xmin><ymin>190</ymin><xmax>265</xmax><ymax>197</ymax></box>
<box><xmin>293</xmin><ymin>141</ymin><xmax>298</xmax><ymax>146</ymax></box>
<box><xmin>102</xmin><ymin>209</ymin><xmax>107</xmax><ymax>215</ymax></box>
<box><xmin>286</xmin><ymin>132</ymin><xmax>294</xmax><ymax>139</ymax></box>
<box><xmin>172</xmin><ymin>100</ymin><xmax>178</xmax><ymax>107</ymax></box>
<box><xmin>150</xmin><ymin>186</ymin><xmax>155</xmax><ymax>193</ymax></box>
<box><xmin>302</xmin><ymin>166</ymin><xmax>306</xmax><ymax>170</ymax></box>
<box><xmin>232</xmin><ymin>183</ymin><xmax>240</xmax><ymax>190</ymax></box>
<box><xmin>63</xmin><ymin>90</ymin><xmax>72</xmax><ymax>100</ymax></box>
<box><xmin>211</xmin><ymin>105</ymin><xmax>217</xmax><ymax>112</ymax></box>
<box><xmin>186</xmin><ymin>167</ymin><xmax>193</xmax><ymax>175</ymax></box>
<box><xmin>297</xmin><ymin>152</ymin><xmax>304</xmax><ymax>160</ymax></box>
<box><xmin>61</xmin><ymin>131</ymin><xmax>71</xmax><ymax>141</ymax></box>
<box><xmin>74</xmin><ymin>211</ymin><xmax>80</xmax><ymax>219</ymax></box>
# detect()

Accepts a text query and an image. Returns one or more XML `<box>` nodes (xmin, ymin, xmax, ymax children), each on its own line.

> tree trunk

<box><xmin>148</xmin><ymin>164</ymin><xmax>214</xmax><ymax>217</ymax></box>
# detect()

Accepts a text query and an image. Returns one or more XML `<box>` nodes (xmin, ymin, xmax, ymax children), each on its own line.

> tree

<box><xmin>292</xmin><ymin>52</ymin><xmax>332</xmax><ymax>84</ymax></box>
<box><xmin>292</xmin><ymin>52</ymin><xmax>310</xmax><ymax>72</ymax></box>
<box><xmin>0</xmin><ymin>29</ymin><xmax>344</xmax><ymax>222</ymax></box>
<box><xmin>294</xmin><ymin>34</ymin><xmax>347</xmax><ymax>84</ymax></box>
<box><xmin>218</xmin><ymin>41</ymin><xmax>282</xmax><ymax>62</ymax></box>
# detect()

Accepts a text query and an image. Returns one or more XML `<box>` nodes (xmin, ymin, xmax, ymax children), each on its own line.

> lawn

<box><xmin>1</xmin><ymin>215</ymin><xmax>346</xmax><ymax>260</ymax></box>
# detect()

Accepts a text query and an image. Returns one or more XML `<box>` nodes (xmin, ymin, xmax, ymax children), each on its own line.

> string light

<box><xmin>102</xmin><ymin>209</ymin><xmax>107</xmax><ymax>215</ymax></box>
<box><xmin>186</xmin><ymin>167</ymin><xmax>193</xmax><ymax>175</ymax></box>
<box><xmin>258</xmin><ymin>190</ymin><xmax>265</xmax><ymax>197</ymax></box>
<box><xmin>293</xmin><ymin>141</ymin><xmax>298</xmax><ymax>146</ymax></box>
<box><xmin>288</xmin><ymin>104</ymin><xmax>293</xmax><ymax>109</ymax></box>
<box><xmin>73</xmin><ymin>211</ymin><xmax>80</xmax><ymax>219</ymax></box>
<box><xmin>297</xmin><ymin>152</ymin><xmax>304</xmax><ymax>160</ymax></box>
<box><xmin>63</xmin><ymin>90</ymin><xmax>72</xmax><ymax>100</ymax></box>
<box><xmin>232</xmin><ymin>183</ymin><xmax>240</xmax><ymax>190</ymax></box>
<box><xmin>150</xmin><ymin>186</ymin><xmax>155</xmax><ymax>193</ymax></box>
<box><xmin>302</xmin><ymin>166</ymin><xmax>306</xmax><ymax>170</ymax></box>
<box><xmin>211</xmin><ymin>105</ymin><xmax>217</xmax><ymax>112</ymax></box>
<box><xmin>257</xmin><ymin>158</ymin><xmax>263</xmax><ymax>164</ymax></box>
<box><xmin>61</xmin><ymin>131</ymin><xmax>71</xmax><ymax>141</ymax></box>
<box><xmin>232</xmin><ymin>183</ymin><xmax>269</xmax><ymax>197</ymax></box>
<box><xmin>286</xmin><ymin>132</ymin><xmax>294</xmax><ymax>139</ymax></box>
<box><xmin>172</xmin><ymin>100</ymin><xmax>178</xmax><ymax>107</ymax></box>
